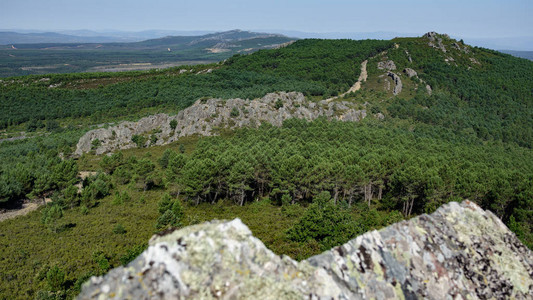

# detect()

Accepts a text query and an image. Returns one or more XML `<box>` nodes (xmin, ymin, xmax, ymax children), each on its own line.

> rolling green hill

<box><xmin>0</xmin><ymin>33</ymin><xmax>532</xmax><ymax>299</ymax></box>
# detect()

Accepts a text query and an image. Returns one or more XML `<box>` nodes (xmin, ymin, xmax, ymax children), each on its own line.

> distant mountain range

<box><xmin>0</xmin><ymin>30</ymin><xmax>291</xmax><ymax>51</ymax></box>
<box><xmin>0</xmin><ymin>31</ymin><xmax>134</xmax><ymax>44</ymax></box>
<box><xmin>1</xmin><ymin>29</ymin><xmax>532</xmax><ymax>51</ymax></box>
<box><xmin>0</xmin><ymin>30</ymin><xmax>216</xmax><ymax>44</ymax></box>
<box><xmin>0</xmin><ymin>30</ymin><xmax>295</xmax><ymax>77</ymax></box>
<box><xmin>500</xmin><ymin>50</ymin><xmax>533</xmax><ymax>61</ymax></box>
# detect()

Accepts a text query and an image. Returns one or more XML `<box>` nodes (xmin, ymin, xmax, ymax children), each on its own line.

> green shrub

<box><xmin>281</xmin><ymin>194</ymin><xmax>291</xmax><ymax>206</ymax></box>
<box><xmin>131</xmin><ymin>135</ymin><xmax>147</xmax><ymax>148</ymax></box>
<box><xmin>119</xmin><ymin>245</ymin><xmax>146</xmax><ymax>265</ymax></box>
<box><xmin>274</xmin><ymin>99</ymin><xmax>284</xmax><ymax>109</ymax></box>
<box><xmin>155</xmin><ymin>210</ymin><xmax>180</xmax><ymax>229</ymax></box>
<box><xmin>62</xmin><ymin>185</ymin><xmax>79</xmax><ymax>209</ymax></box>
<box><xmin>171</xmin><ymin>199</ymin><xmax>184</xmax><ymax>220</ymax></box>
<box><xmin>45</xmin><ymin>120</ymin><xmax>60</xmax><ymax>132</ymax></box>
<box><xmin>41</xmin><ymin>204</ymin><xmax>63</xmax><ymax>233</ymax></box>
<box><xmin>150</xmin><ymin>134</ymin><xmax>158</xmax><ymax>145</ymax></box>
<box><xmin>90</xmin><ymin>139</ymin><xmax>101</xmax><ymax>150</ymax></box>
<box><xmin>287</xmin><ymin>191</ymin><xmax>363</xmax><ymax>250</ymax></box>
<box><xmin>112</xmin><ymin>191</ymin><xmax>123</xmax><ymax>205</ymax></box>
<box><xmin>169</xmin><ymin>119</ymin><xmax>178</xmax><ymax>131</ymax></box>
<box><xmin>113</xmin><ymin>165</ymin><xmax>132</xmax><ymax>185</ymax></box>
<box><xmin>112</xmin><ymin>224</ymin><xmax>126</xmax><ymax>234</ymax></box>
<box><xmin>80</xmin><ymin>205</ymin><xmax>89</xmax><ymax>215</ymax></box>
<box><xmin>230</xmin><ymin>107</ymin><xmax>240</xmax><ymax>117</ymax></box>
<box><xmin>34</xmin><ymin>290</ymin><xmax>63</xmax><ymax>300</ymax></box>
<box><xmin>92</xmin><ymin>251</ymin><xmax>111</xmax><ymax>273</ymax></box>
<box><xmin>158</xmin><ymin>193</ymin><xmax>173</xmax><ymax>214</ymax></box>
<box><xmin>46</xmin><ymin>265</ymin><xmax>65</xmax><ymax>292</ymax></box>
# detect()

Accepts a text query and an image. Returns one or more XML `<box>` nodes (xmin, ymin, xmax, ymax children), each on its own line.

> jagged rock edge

<box><xmin>78</xmin><ymin>201</ymin><xmax>533</xmax><ymax>299</ymax></box>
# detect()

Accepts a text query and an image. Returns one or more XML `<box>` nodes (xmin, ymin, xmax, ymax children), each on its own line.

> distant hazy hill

<box><xmin>501</xmin><ymin>50</ymin><xmax>533</xmax><ymax>61</ymax></box>
<box><xmin>0</xmin><ymin>30</ymin><xmax>217</xmax><ymax>45</ymax></box>
<box><xmin>0</xmin><ymin>30</ymin><xmax>295</xmax><ymax>77</ymax></box>
<box><xmin>1</xmin><ymin>29</ymin><xmax>291</xmax><ymax>50</ymax></box>
<box><xmin>0</xmin><ymin>31</ymin><xmax>127</xmax><ymax>44</ymax></box>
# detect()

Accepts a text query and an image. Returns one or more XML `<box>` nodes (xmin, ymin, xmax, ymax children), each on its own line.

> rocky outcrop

<box><xmin>78</xmin><ymin>201</ymin><xmax>533</xmax><ymax>299</ymax></box>
<box><xmin>452</xmin><ymin>42</ymin><xmax>470</xmax><ymax>54</ymax></box>
<box><xmin>74</xmin><ymin>92</ymin><xmax>367</xmax><ymax>156</ymax></box>
<box><xmin>387</xmin><ymin>72</ymin><xmax>402</xmax><ymax>95</ymax></box>
<box><xmin>403</xmin><ymin>68</ymin><xmax>417</xmax><ymax>78</ymax></box>
<box><xmin>426</xmin><ymin>84</ymin><xmax>433</xmax><ymax>95</ymax></box>
<box><xmin>377</xmin><ymin>60</ymin><xmax>397</xmax><ymax>71</ymax></box>
<box><xmin>426</xmin><ymin>31</ymin><xmax>447</xmax><ymax>53</ymax></box>
<box><xmin>405</xmin><ymin>50</ymin><xmax>413</xmax><ymax>63</ymax></box>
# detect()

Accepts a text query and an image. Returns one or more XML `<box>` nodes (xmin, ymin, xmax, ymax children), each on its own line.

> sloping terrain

<box><xmin>0</xmin><ymin>33</ymin><xmax>532</xmax><ymax>299</ymax></box>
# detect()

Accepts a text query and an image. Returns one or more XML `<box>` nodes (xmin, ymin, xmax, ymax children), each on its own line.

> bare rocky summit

<box><xmin>74</xmin><ymin>92</ymin><xmax>367</xmax><ymax>156</ymax></box>
<box><xmin>78</xmin><ymin>201</ymin><xmax>533</xmax><ymax>299</ymax></box>
<box><xmin>426</xmin><ymin>31</ymin><xmax>447</xmax><ymax>53</ymax></box>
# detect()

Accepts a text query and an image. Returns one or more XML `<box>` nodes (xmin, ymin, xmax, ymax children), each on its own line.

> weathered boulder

<box><xmin>78</xmin><ymin>201</ymin><xmax>533</xmax><ymax>299</ymax></box>
<box><xmin>403</xmin><ymin>68</ymin><xmax>418</xmax><ymax>78</ymax></box>
<box><xmin>74</xmin><ymin>92</ymin><xmax>369</xmax><ymax>156</ymax></box>
<box><xmin>387</xmin><ymin>72</ymin><xmax>403</xmax><ymax>95</ymax></box>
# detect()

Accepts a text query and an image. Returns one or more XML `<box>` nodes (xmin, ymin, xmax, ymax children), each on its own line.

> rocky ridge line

<box><xmin>74</xmin><ymin>92</ymin><xmax>368</xmax><ymax>156</ymax></box>
<box><xmin>78</xmin><ymin>201</ymin><xmax>533</xmax><ymax>299</ymax></box>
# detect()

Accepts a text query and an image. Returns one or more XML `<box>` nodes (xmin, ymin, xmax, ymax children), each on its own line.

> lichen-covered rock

<box><xmin>78</xmin><ymin>201</ymin><xmax>533</xmax><ymax>299</ymax></box>
<box><xmin>74</xmin><ymin>92</ymin><xmax>369</xmax><ymax>156</ymax></box>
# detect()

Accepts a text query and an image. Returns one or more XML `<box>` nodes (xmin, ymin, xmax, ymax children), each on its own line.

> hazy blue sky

<box><xmin>1</xmin><ymin>0</ymin><xmax>531</xmax><ymax>38</ymax></box>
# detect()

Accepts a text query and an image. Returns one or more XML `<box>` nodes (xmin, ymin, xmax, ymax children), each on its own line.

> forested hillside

<box><xmin>0</xmin><ymin>34</ymin><xmax>532</xmax><ymax>299</ymax></box>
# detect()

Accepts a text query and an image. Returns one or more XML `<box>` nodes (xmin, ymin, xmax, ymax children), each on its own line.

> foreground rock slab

<box><xmin>78</xmin><ymin>201</ymin><xmax>533</xmax><ymax>299</ymax></box>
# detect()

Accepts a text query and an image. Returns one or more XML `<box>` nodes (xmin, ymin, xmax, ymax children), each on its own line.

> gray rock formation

<box><xmin>426</xmin><ymin>84</ymin><xmax>433</xmax><ymax>95</ymax></box>
<box><xmin>387</xmin><ymin>72</ymin><xmax>403</xmax><ymax>95</ymax></box>
<box><xmin>425</xmin><ymin>32</ymin><xmax>447</xmax><ymax>53</ymax></box>
<box><xmin>403</xmin><ymin>68</ymin><xmax>417</xmax><ymax>78</ymax></box>
<box><xmin>405</xmin><ymin>50</ymin><xmax>413</xmax><ymax>63</ymax></box>
<box><xmin>78</xmin><ymin>201</ymin><xmax>533</xmax><ymax>299</ymax></box>
<box><xmin>377</xmin><ymin>60</ymin><xmax>397</xmax><ymax>71</ymax></box>
<box><xmin>74</xmin><ymin>92</ymin><xmax>368</xmax><ymax>156</ymax></box>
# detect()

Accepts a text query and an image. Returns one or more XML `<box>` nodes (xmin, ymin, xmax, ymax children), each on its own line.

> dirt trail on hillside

<box><xmin>0</xmin><ymin>198</ymin><xmax>52</xmax><ymax>222</ymax></box>
<box><xmin>326</xmin><ymin>60</ymin><xmax>367</xmax><ymax>102</ymax></box>
<box><xmin>0</xmin><ymin>171</ymin><xmax>97</xmax><ymax>222</ymax></box>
